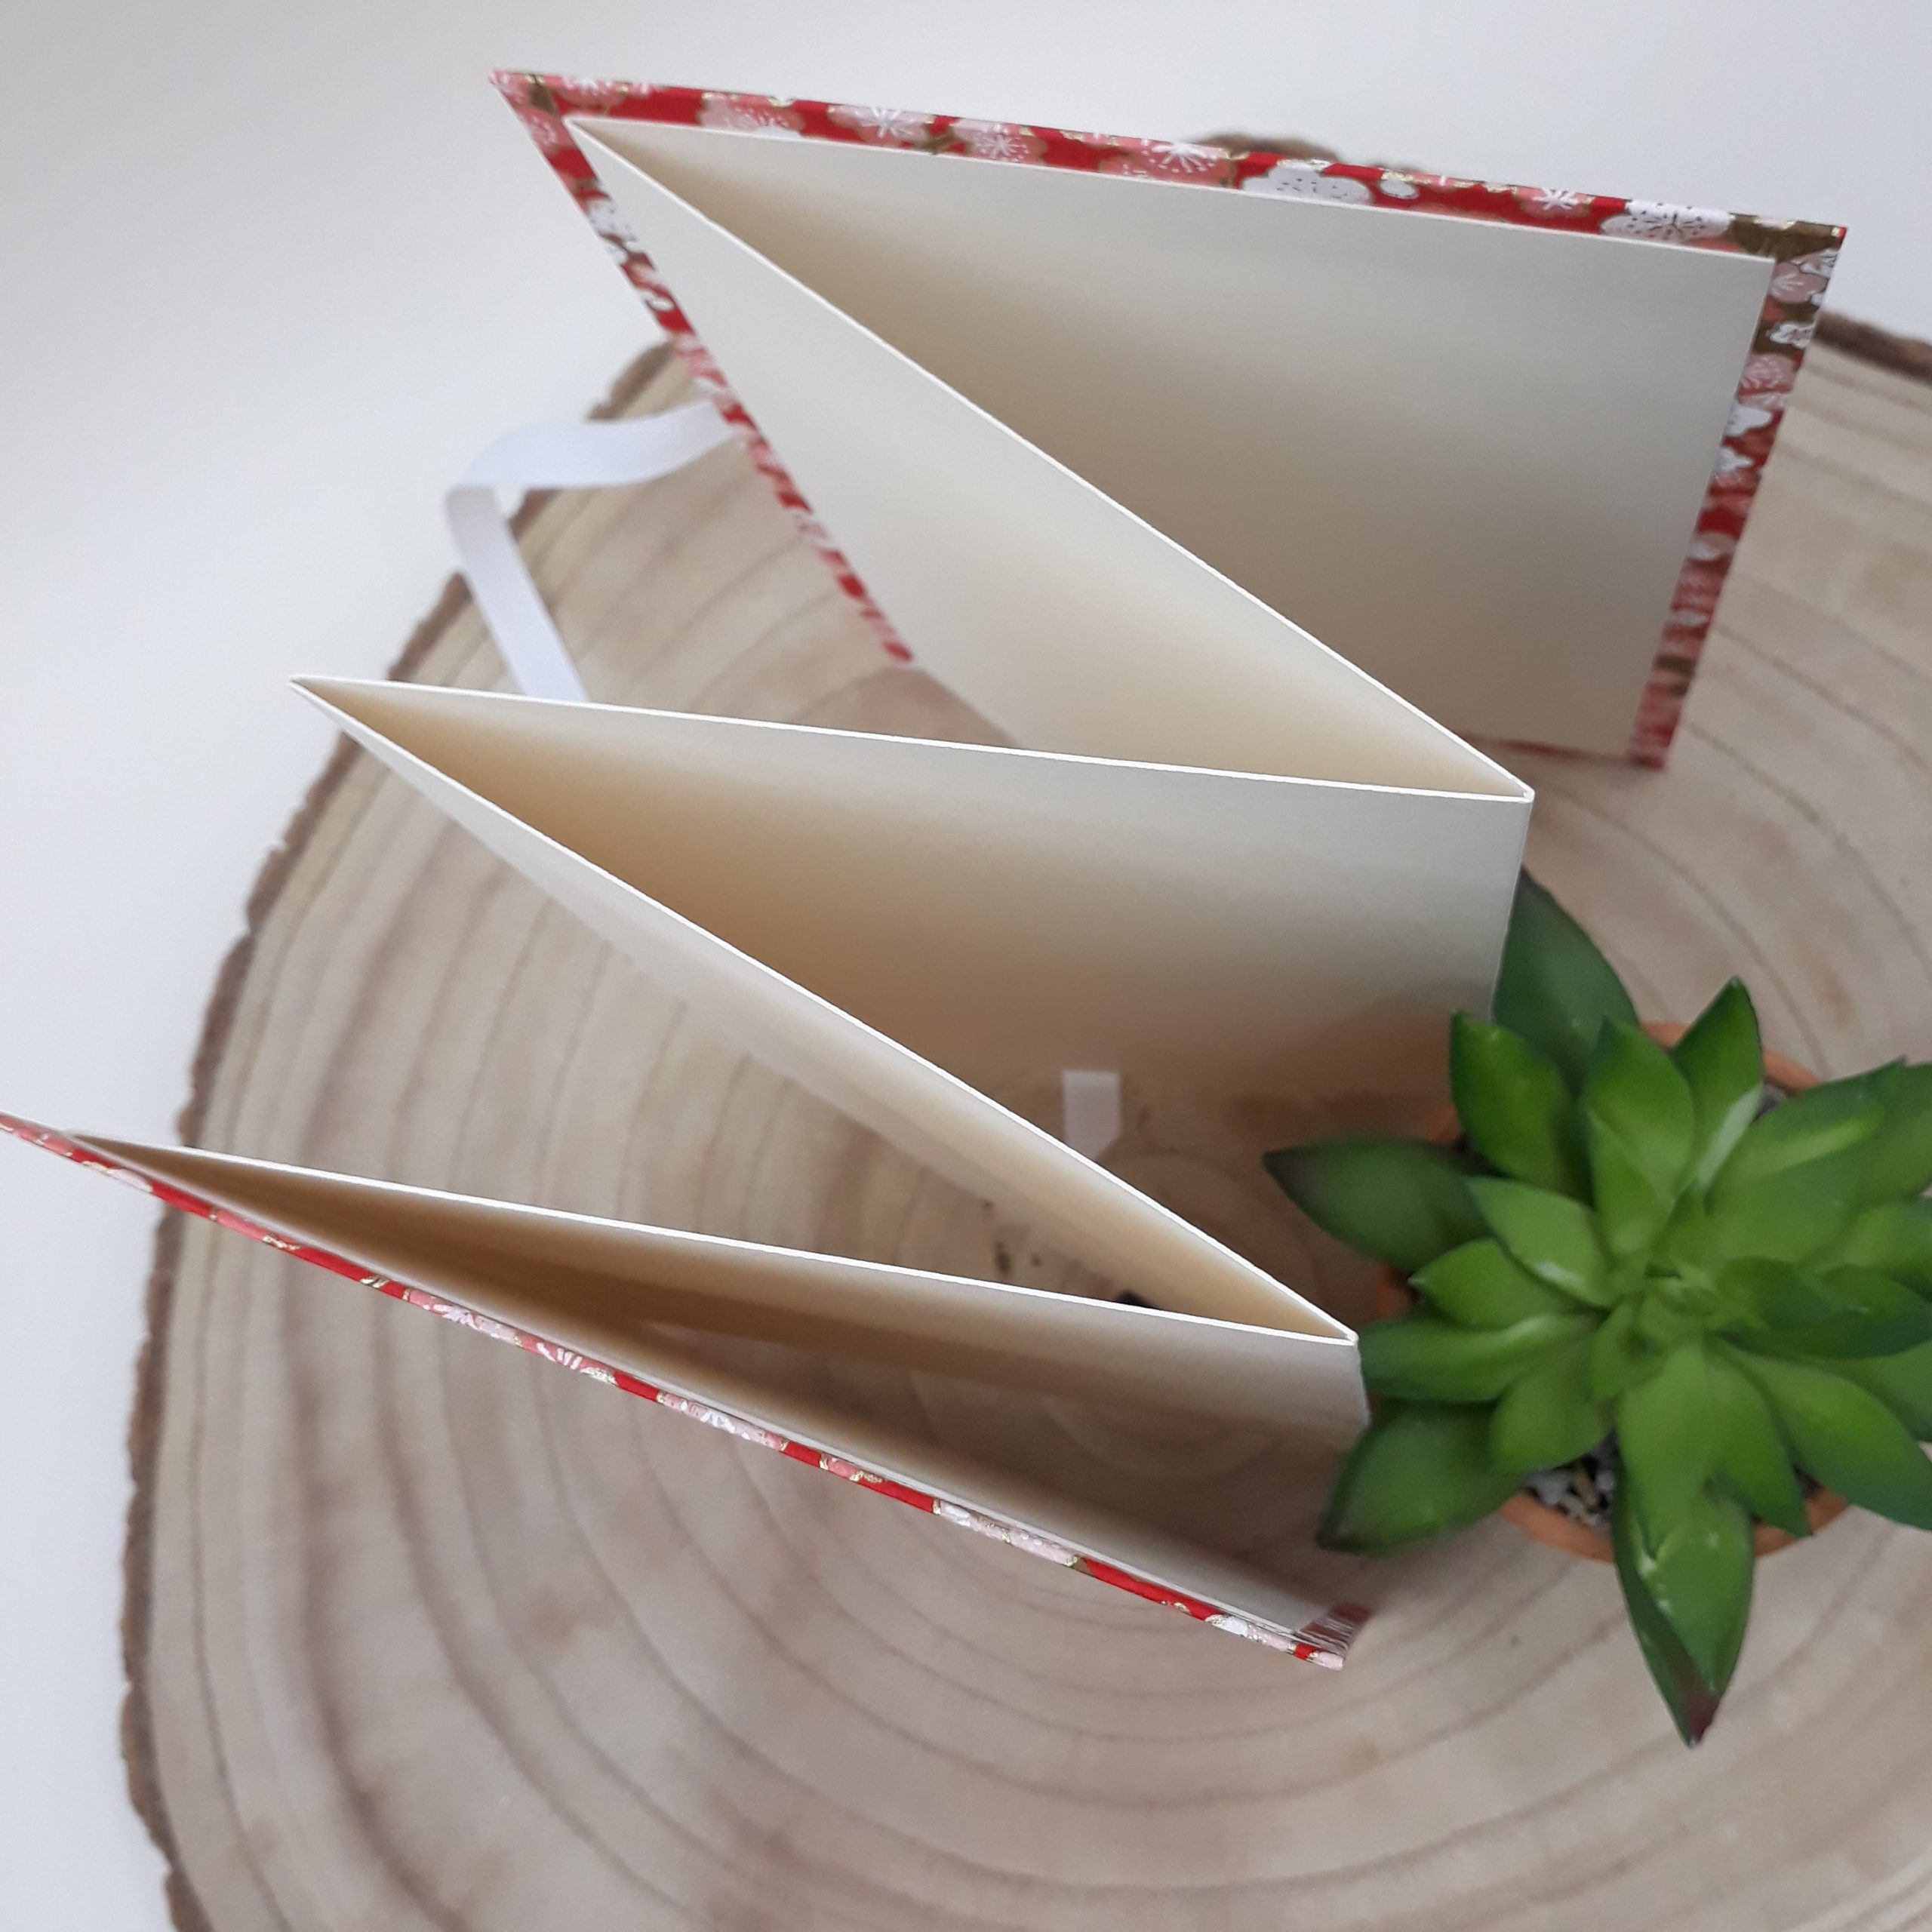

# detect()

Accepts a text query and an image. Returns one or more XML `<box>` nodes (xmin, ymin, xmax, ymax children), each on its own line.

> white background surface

<box><xmin>2</xmin><ymin>4</ymin><xmax>1926</xmax><ymax>1923</ymax></box>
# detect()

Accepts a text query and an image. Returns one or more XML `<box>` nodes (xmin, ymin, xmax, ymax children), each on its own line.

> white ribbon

<box><xmin>446</xmin><ymin>400</ymin><xmax>734</xmax><ymax>701</ymax></box>
<box><xmin>1060</xmin><ymin>1069</ymin><xmax>1124</xmax><ymax>1163</ymax></box>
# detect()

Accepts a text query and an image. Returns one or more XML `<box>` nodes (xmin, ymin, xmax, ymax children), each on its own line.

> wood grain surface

<box><xmin>127</xmin><ymin>340</ymin><xmax>1932</xmax><ymax>1932</ymax></box>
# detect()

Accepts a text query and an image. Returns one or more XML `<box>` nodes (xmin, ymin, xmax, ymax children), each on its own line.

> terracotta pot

<box><xmin>1380</xmin><ymin>1023</ymin><xmax>1848</xmax><ymax>1563</ymax></box>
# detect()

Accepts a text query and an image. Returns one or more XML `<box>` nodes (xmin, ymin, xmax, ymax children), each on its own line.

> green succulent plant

<box><xmin>1267</xmin><ymin>875</ymin><xmax>1932</xmax><ymax>1744</ymax></box>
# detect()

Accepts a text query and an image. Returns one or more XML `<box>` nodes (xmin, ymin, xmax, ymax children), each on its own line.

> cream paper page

<box><xmin>571</xmin><ymin>125</ymin><xmax>1520</xmax><ymax>795</ymax></box>
<box><xmin>80</xmin><ymin>1139</ymin><xmax>1334</xmax><ymax>1633</ymax></box>
<box><xmin>300</xmin><ymin>679</ymin><xmax>1526</xmax><ymax>1094</ymax></box>
<box><xmin>295</xmin><ymin>679</ymin><xmax>1354</xmax><ymax>1337</ymax></box>
<box><xmin>91</xmin><ymin>1140</ymin><xmax>1362</xmax><ymax>1439</ymax></box>
<box><xmin>577</xmin><ymin>116</ymin><xmax>1772</xmax><ymax>755</ymax></box>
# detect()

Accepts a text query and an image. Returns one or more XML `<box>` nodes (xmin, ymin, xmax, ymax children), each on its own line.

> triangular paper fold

<box><xmin>8</xmin><ymin>1120</ymin><xmax>1362</xmax><ymax>1660</ymax></box>
<box><xmin>296</xmin><ymin>676</ymin><xmax>1526</xmax><ymax>1091</ymax></box>
<box><xmin>573</xmin><ymin>122</ymin><xmax>1524</xmax><ymax>789</ymax></box>
<box><xmin>294</xmin><ymin>676</ymin><xmax>1405</xmax><ymax>1331</ymax></box>
<box><xmin>569</xmin><ymin>111</ymin><xmax>1786</xmax><ymax>755</ymax></box>
<box><xmin>85</xmin><ymin>1137</ymin><xmax>1361</xmax><ymax>1435</ymax></box>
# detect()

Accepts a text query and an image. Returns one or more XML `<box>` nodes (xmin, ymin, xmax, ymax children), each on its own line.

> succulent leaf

<box><xmin>1671</xmin><ymin>980</ymin><xmax>1765</xmax><ymax>1189</ymax></box>
<box><xmin>1810</xmin><ymin>1266</ymin><xmax>1932</xmax><ymax>1355</ymax></box>
<box><xmin>1589</xmin><ymin>1296</ymin><xmax>1660</xmax><ymax>1400</ymax></box>
<box><xmin>1714</xmin><ymin>1069</ymin><xmax>1889</xmax><ymax>1192</ymax></box>
<box><xmin>1613</xmin><ymin>1481</ymin><xmax>1724</xmax><ymax>1745</ymax></box>
<box><xmin>1860</xmin><ymin>1064</ymin><xmax>1932</xmax><ymax>1204</ymax></box>
<box><xmin>1587</xmin><ymin>1130</ymin><xmax>1681</xmax><ymax>1263</ymax></box>
<box><xmin>1722</xmin><ymin>1259</ymin><xmax>1932</xmax><ymax>1358</ymax></box>
<box><xmin>1469</xmin><ymin>1177</ymin><xmax>1615</xmax><ymax>1306</ymax></box>
<box><xmin>1635</xmin><ymin>1287</ymin><xmax>1710</xmax><ymax>1352</ymax></box>
<box><xmin>1358</xmin><ymin>1309</ymin><xmax>1589</xmax><ymax>1403</ymax></box>
<box><xmin>1706</xmin><ymin>1352</ymin><xmax>1810</xmax><ymax>1538</ymax></box>
<box><xmin>1709</xmin><ymin>1168</ymin><xmax>1870</xmax><ymax>1267</ymax></box>
<box><xmin>1617</xmin><ymin>1341</ymin><xmax>1715</xmax><ymax>1548</ymax></box>
<box><xmin>1449</xmin><ymin>1014</ymin><xmax>1588</xmax><ymax>1197</ymax></box>
<box><xmin>1491</xmin><ymin>874</ymin><xmax>1638</xmax><ymax>1092</ymax></box>
<box><xmin>1315</xmin><ymin>1402</ymin><xmax>1524</xmax><ymax>1554</ymax></box>
<box><xmin>1616</xmin><ymin>1481</ymin><xmax>1753</xmax><ymax>1739</ymax></box>
<box><xmin>1651</xmin><ymin>1187</ymin><xmax>1712</xmax><ymax>1272</ymax></box>
<box><xmin>1734</xmin><ymin>1349</ymin><xmax>1932</xmax><ymax>1529</ymax></box>
<box><xmin>1490</xmin><ymin>1337</ymin><xmax>1607</xmax><ymax>1475</ymax></box>
<box><xmin>1840</xmin><ymin>1340</ymin><xmax>1932</xmax><ymax>1440</ymax></box>
<box><xmin>1265</xmin><ymin>1137</ymin><xmax>1485</xmax><ymax>1273</ymax></box>
<box><xmin>1583</xmin><ymin>1023</ymin><xmax>1696</xmax><ymax>1256</ymax></box>
<box><xmin>1410</xmin><ymin>1238</ymin><xmax>1580</xmax><ymax>1327</ymax></box>
<box><xmin>1708</xmin><ymin>1072</ymin><xmax>1890</xmax><ymax>1263</ymax></box>
<box><xmin>1835</xmin><ymin>1199</ymin><xmax>1932</xmax><ymax>1292</ymax></box>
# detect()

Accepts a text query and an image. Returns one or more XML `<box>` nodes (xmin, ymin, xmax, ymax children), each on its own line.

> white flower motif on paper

<box><xmin>417</xmin><ymin>1295</ymin><xmax>504</xmax><ymax>1338</ymax></box>
<box><xmin>931</xmin><ymin>1500</ymin><xmax>1081</xmax><ymax>1565</ymax></box>
<box><xmin>1100</xmin><ymin>139</ymin><xmax>1232</xmax><ymax>183</ymax></box>
<box><xmin>514</xmin><ymin>107</ymin><xmax>576</xmax><ymax>155</ymax></box>
<box><xmin>531</xmin><ymin>1340</ymin><xmax>588</xmax><ymax>1374</ymax></box>
<box><xmin>1206</xmin><ymin>1611</ymin><xmax>1297</xmax><ymax>1651</ymax></box>
<box><xmin>1711</xmin><ymin>445</ymin><xmax>1758</xmax><ymax>481</ymax></box>
<box><xmin>553</xmin><ymin>78</ymin><xmax>633</xmax><ymax>112</ymax></box>
<box><xmin>1241</xmin><ymin>160</ymin><xmax>1372</xmax><ymax>204</ymax></box>
<box><xmin>103</xmin><ymin>1165</ymin><xmax>155</xmax><ymax>1194</ymax></box>
<box><xmin>1516</xmin><ymin>186</ymin><xmax>1590</xmax><ymax>218</ymax></box>
<box><xmin>654</xmin><ymin>1389</ymin><xmax>789</xmax><ymax>1451</ymax></box>
<box><xmin>696</xmin><ymin>94</ymin><xmax>804</xmax><ymax>139</ymax></box>
<box><xmin>1738</xmin><ymin>352</ymin><xmax>1798</xmax><ymax>395</ymax></box>
<box><xmin>681</xmin><ymin>344</ymin><xmax>728</xmax><ymax>389</ymax></box>
<box><xmin>1376</xmin><ymin>172</ymin><xmax>1420</xmax><ymax>200</ymax></box>
<box><xmin>826</xmin><ymin>103</ymin><xmax>934</xmax><ymax>146</ymax></box>
<box><xmin>1671</xmin><ymin>568</ymin><xmax>1723</xmax><ymax>613</ymax></box>
<box><xmin>1767</xmin><ymin>319</ymin><xmax>1816</xmax><ymax>348</ymax></box>
<box><xmin>1769</xmin><ymin>249</ymin><xmax>1838</xmax><ymax>305</ymax></box>
<box><xmin>1686</xmin><ymin>530</ymin><xmax>1737</xmax><ymax>563</ymax></box>
<box><xmin>583</xmin><ymin>195</ymin><xmax>629</xmax><ymax>241</ymax></box>
<box><xmin>1601</xmin><ymin>200</ymin><xmax>1731</xmax><ymax>244</ymax></box>
<box><xmin>949</xmin><ymin>119</ymin><xmax>1045</xmax><ymax>163</ymax></box>
<box><xmin>1727</xmin><ymin>400</ymin><xmax>1777</xmax><ymax>436</ymax></box>
<box><xmin>420</xmin><ymin>1299</ymin><xmax>515</xmax><ymax>1343</ymax></box>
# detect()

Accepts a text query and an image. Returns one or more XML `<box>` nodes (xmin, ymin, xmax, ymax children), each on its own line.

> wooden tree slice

<box><xmin>128</xmin><ymin>338</ymin><xmax>1932</xmax><ymax>1932</ymax></box>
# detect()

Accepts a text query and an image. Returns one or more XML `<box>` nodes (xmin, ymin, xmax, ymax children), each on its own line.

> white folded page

<box><xmin>296</xmin><ymin>678</ymin><xmax>1355</xmax><ymax>1335</ymax></box>
<box><xmin>88</xmin><ymin>1139</ymin><xmax>1362</xmax><ymax>1440</ymax></box>
<box><xmin>572</xmin><ymin>125</ymin><xmax>1521</xmax><ymax>795</ymax></box>
<box><xmin>577</xmin><ymin>117</ymin><xmax>1772</xmax><ymax>755</ymax></box>
<box><xmin>300</xmin><ymin>678</ymin><xmax>1527</xmax><ymax>1094</ymax></box>
<box><xmin>76</xmin><ymin>1137</ymin><xmax>1337</xmax><ymax>1638</ymax></box>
